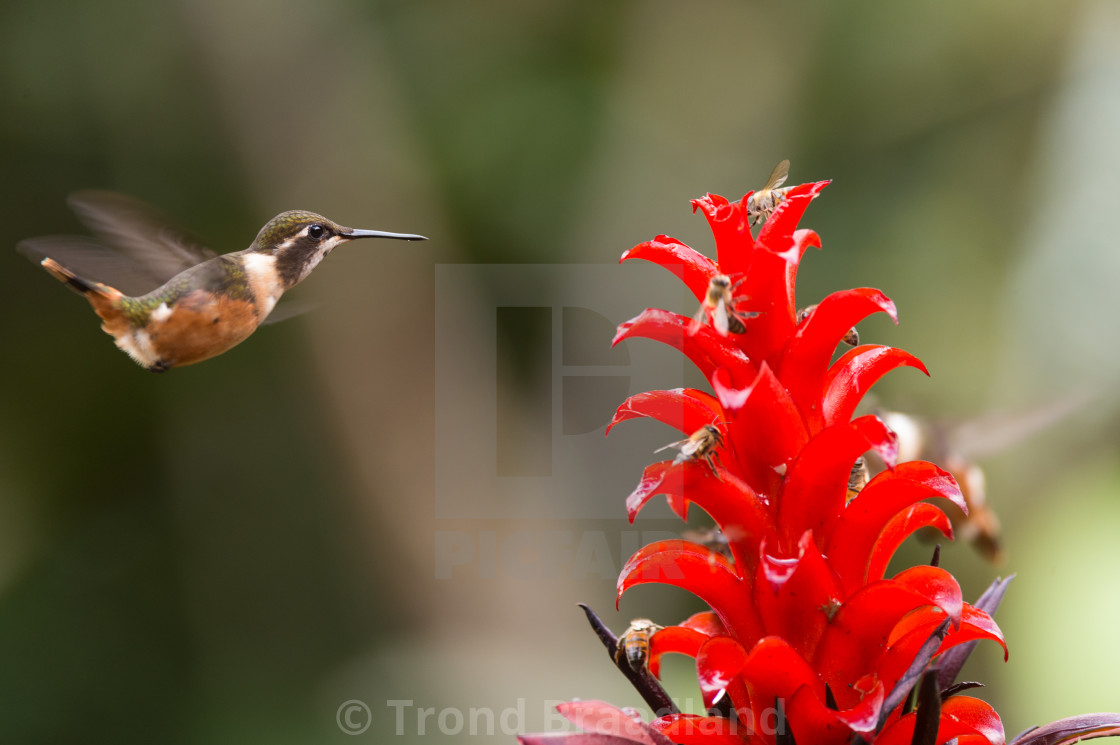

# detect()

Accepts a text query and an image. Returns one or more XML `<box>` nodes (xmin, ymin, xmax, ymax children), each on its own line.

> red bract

<box><xmin>610</xmin><ymin>181</ymin><xmax>1004</xmax><ymax>745</ymax></box>
<box><xmin>520</xmin><ymin>178</ymin><xmax>1120</xmax><ymax>745</ymax></box>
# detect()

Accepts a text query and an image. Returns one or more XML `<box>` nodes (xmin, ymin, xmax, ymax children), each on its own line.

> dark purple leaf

<box><xmin>878</xmin><ymin>619</ymin><xmax>951</xmax><ymax>731</ymax></box>
<box><xmin>936</xmin><ymin>576</ymin><xmax>1013</xmax><ymax>690</ymax></box>
<box><xmin>1009</xmin><ymin>715</ymin><xmax>1120</xmax><ymax>745</ymax></box>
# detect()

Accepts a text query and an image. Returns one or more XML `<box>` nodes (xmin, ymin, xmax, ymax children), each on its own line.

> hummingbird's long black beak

<box><xmin>345</xmin><ymin>228</ymin><xmax>427</xmax><ymax>241</ymax></box>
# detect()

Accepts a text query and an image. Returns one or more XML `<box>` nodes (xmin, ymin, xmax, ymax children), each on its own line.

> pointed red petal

<box><xmin>813</xmin><ymin>567</ymin><xmax>963</xmax><ymax>707</ymax></box>
<box><xmin>554</xmin><ymin>700</ymin><xmax>674</xmax><ymax>745</ymax></box>
<box><xmin>877</xmin><ymin>604</ymin><xmax>1007</xmax><ymax>694</ymax></box>
<box><xmin>691</xmin><ymin>193</ymin><xmax>755</xmax><ymax>278</ymax></box>
<box><xmin>614</xmin><ymin>308</ymin><xmax>756</xmax><ymax>385</ymax></box>
<box><xmin>778</xmin><ymin>288</ymin><xmax>898</xmax><ymax>431</ymax></box>
<box><xmin>942</xmin><ymin>696</ymin><xmax>1006</xmax><ymax>745</ymax></box>
<box><xmin>651</xmin><ymin>714</ymin><xmax>747</xmax><ymax>745</ymax></box>
<box><xmin>754</xmin><ymin>533</ymin><xmax>842</xmax><ymax>659</ymax></box>
<box><xmin>822</xmin><ymin>345</ymin><xmax>929</xmax><ymax>427</ymax></box>
<box><xmin>737</xmin><ymin>636</ymin><xmax>826</xmax><ymax>741</ymax></box>
<box><xmin>786</xmin><ymin>679</ymin><xmax>884</xmax><ymax>745</ymax></box>
<box><xmin>891</xmin><ymin>565</ymin><xmax>964</xmax><ymax>628</ymax></box>
<box><xmin>731</xmin><ymin>241</ymin><xmax>800</xmax><ymax>367</ymax></box>
<box><xmin>742</xmin><ymin>636</ymin><xmax>823</xmax><ymax>697</ymax></box>
<box><xmin>680</xmin><ymin>610</ymin><xmax>727</xmax><ymax>636</ymax></box>
<box><xmin>617</xmin><ymin>540</ymin><xmax>761</xmax><ymax>642</ymax></box>
<box><xmin>779</xmin><ymin>415</ymin><xmax>897</xmax><ymax>545</ymax></box>
<box><xmin>696</xmin><ymin>636</ymin><xmax>751</xmax><ymax>709</ymax></box>
<box><xmin>518</xmin><ymin>734</ymin><xmax>655</xmax><ymax>744</ymax></box>
<box><xmin>712</xmin><ymin>365</ymin><xmax>809</xmax><ymax>497</ymax></box>
<box><xmin>867</xmin><ymin>503</ymin><xmax>954</xmax><ymax>582</ymax></box>
<box><xmin>620</xmin><ymin>235</ymin><xmax>719</xmax><ymax>302</ymax></box>
<box><xmin>648</xmin><ymin>625</ymin><xmax>712</xmax><ymax>679</ymax></box>
<box><xmin>756</xmin><ymin>180</ymin><xmax>830</xmax><ymax>254</ymax></box>
<box><xmin>825</xmin><ymin>462</ymin><xmax>965</xmax><ymax>594</ymax></box>
<box><xmin>624</xmin><ymin>461</ymin><xmax>774</xmax><ymax>576</ymax></box>
<box><xmin>607</xmin><ymin>388</ymin><xmax>723</xmax><ymax>436</ymax></box>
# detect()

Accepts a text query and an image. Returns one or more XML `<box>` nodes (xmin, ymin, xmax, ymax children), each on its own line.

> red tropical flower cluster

<box><xmin>519</xmin><ymin>176</ymin><xmax>1120</xmax><ymax>745</ymax></box>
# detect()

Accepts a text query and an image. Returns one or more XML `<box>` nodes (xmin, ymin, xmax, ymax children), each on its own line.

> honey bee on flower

<box><xmin>847</xmin><ymin>456</ymin><xmax>869</xmax><ymax>501</ymax></box>
<box><xmin>746</xmin><ymin>158</ymin><xmax>793</xmax><ymax>226</ymax></box>
<box><xmin>615</xmin><ymin>618</ymin><xmax>663</xmax><ymax>672</ymax></box>
<box><xmin>689</xmin><ymin>274</ymin><xmax>755</xmax><ymax>336</ymax></box>
<box><xmin>681</xmin><ymin>525</ymin><xmax>731</xmax><ymax>558</ymax></box>
<box><xmin>656</xmin><ymin>423</ymin><xmax>724</xmax><ymax>472</ymax></box>
<box><xmin>798</xmin><ymin>303</ymin><xmax>860</xmax><ymax>346</ymax></box>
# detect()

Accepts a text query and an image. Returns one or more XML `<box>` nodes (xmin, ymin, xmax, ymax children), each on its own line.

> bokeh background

<box><xmin>2</xmin><ymin>0</ymin><xmax>1120</xmax><ymax>742</ymax></box>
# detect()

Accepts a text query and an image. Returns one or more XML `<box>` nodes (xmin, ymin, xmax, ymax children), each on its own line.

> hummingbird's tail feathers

<box><xmin>40</xmin><ymin>257</ymin><xmax>95</xmax><ymax>294</ymax></box>
<box><xmin>39</xmin><ymin>258</ymin><xmax>124</xmax><ymax>304</ymax></box>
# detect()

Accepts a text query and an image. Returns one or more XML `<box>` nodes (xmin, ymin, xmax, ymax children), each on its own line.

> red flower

<box><xmin>520</xmin><ymin>176</ymin><xmax>1120</xmax><ymax>745</ymax></box>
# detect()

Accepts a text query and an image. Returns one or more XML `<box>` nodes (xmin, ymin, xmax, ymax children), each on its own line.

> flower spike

<box><xmin>527</xmin><ymin>172</ymin><xmax>1112</xmax><ymax>745</ymax></box>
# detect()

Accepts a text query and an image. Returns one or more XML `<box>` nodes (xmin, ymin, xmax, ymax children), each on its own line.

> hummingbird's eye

<box><xmin>307</xmin><ymin>224</ymin><xmax>325</xmax><ymax>241</ymax></box>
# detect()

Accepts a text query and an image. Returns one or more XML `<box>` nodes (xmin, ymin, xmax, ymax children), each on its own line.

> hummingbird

<box><xmin>18</xmin><ymin>191</ymin><xmax>426</xmax><ymax>372</ymax></box>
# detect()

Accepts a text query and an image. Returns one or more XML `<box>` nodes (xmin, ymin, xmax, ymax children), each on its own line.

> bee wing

<box><xmin>688</xmin><ymin>303</ymin><xmax>708</xmax><ymax>336</ymax></box>
<box><xmin>712</xmin><ymin>299</ymin><xmax>730</xmax><ymax>336</ymax></box>
<box><xmin>17</xmin><ymin>235</ymin><xmax>168</xmax><ymax>296</ymax></box>
<box><xmin>763</xmin><ymin>159</ymin><xmax>790</xmax><ymax>191</ymax></box>
<box><xmin>66</xmin><ymin>191</ymin><xmax>218</xmax><ymax>283</ymax></box>
<box><xmin>654</xmin><ymin>437</ymin><xmax>687</xmax><ymax>454</ymax></box>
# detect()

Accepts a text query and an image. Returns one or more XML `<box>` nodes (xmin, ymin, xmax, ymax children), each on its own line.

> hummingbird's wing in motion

<box><xmin>259</xmin><ymin>299</ymin><xmax>318</xmax><ymax>326</ymax></box>
<box><xmin>947</xmin><ymin>393</ymin><xmax>1093</xmax><ymax>461</ymax></box>
<box><xmin>66</xmin><ymin>190</ymin><xmax>218</xmax><ymax>281</ymax></box>
<box><xmin>16</xmin><ymin>235</ymin><xmax>173</xmax><ymax>297</ymax></box>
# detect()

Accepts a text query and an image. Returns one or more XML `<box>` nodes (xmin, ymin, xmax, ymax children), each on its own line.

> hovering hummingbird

<box><xmin>18</xmin><ymin>191</ymin><xmax>426</xmax><ymax>372</ymax></box>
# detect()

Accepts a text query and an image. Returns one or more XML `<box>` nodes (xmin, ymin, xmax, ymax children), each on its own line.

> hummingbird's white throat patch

<box><xmin>241</xmin><ymin>251</ymin><xmax>283</xmax><ymax>316</ymax></box>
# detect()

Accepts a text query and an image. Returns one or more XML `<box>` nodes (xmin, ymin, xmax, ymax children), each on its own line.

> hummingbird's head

<box><xmin>251</xmin><ymin>210</ymin><xmax>426</xmax><ymax>289</ymax></box>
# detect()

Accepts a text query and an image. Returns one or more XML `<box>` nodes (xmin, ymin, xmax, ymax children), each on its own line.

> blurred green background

<box><xmin>2</xmin><ymin>0</ymin><xmax>1119</xmax><ymax>742</ymax></box>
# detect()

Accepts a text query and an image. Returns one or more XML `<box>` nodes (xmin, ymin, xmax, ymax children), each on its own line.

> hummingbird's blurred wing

<box><xmin>259</xmin><ymin>299</ymin><xmax>318</xmax><ymax>326</ymax></box>
<box><xmin>17</xmin><ymin>235</ymin><xmax>172</xmax><ymax>297</ymax></box>
<box><xmin>66</xmin><ymin>191</ymin><xmax>218</xmax><ymax>282</ymax></box>
<box><xmin>949</xmin><ymin>393</ymin><xmax>1093</xmax><ymax>460</ymax></box>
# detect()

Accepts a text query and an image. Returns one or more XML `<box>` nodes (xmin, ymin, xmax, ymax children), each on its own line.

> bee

<box><xmin>682</xmin><ymin>525</ymin><xmax>733</xmax><ymax>568</ymax></box>
<box><xmin>657</xmin><ymin>424</ymin><xmax>724</xmax><ymax>472</ymax></box>
<box><xmin>690</xmin><ymin>274</ymin><xmax>754</xmax><ymax>336</ymax></box>
<box><xmin>616</xmin><ymin>618</ymin><xmax>664</xmax><ymax>672</ymax></box>
<box><xmin>682</xmin><ymin>525</ymin><xmax>731</xmax><ymax>557</ymax></box>
<box><xmin>746</xmin><ymin>159</ymin><xmax>793</xmax><ymax>227</ymax></box>
<box><xmin>797</xmin><ymin>304</ymin><xmax>860</xmax><ymax>346</ymax></box>
<box><xmin>847</xmin><ymin>457</ymin><xmax>869</xmax><ymax>501</ymax></box>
